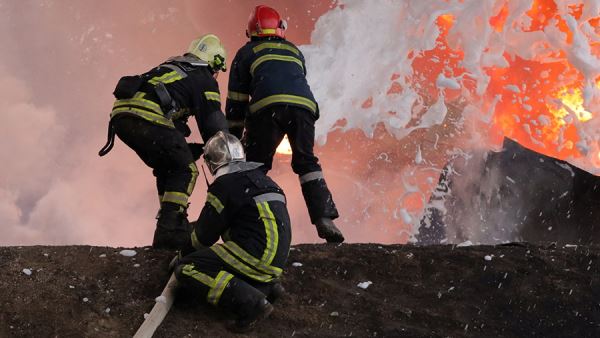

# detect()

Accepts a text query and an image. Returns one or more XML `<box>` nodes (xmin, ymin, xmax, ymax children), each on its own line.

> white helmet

<box><xmin>187</xmin><ymin>34</ymin><xmax>227</xmax><ymax>72</ymax></box>
<box><xmin>203</xmin><ymin>131</ymin><xmax>245</xmax><ymax>175</ymax></box>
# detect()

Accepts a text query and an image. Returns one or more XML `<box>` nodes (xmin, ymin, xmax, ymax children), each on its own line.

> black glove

<box><xmin>168</xmin><ymin>252</ymin><xmax>182</xmax><ymax>272</ymax></box>
<box><xmin>174</xmin><ymin>120</ymin><xmax>192</xmax><ymax>137</ymax></box>
<box><xmin>188</xmin><ymin>143</ymin><xmax>204</xmax><ymax>161</ymax></box>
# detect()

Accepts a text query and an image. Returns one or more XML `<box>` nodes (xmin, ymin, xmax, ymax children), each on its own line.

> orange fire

<box><xmin>406</xmin><ymin>0</ymin><xmax>600</xmax><ymax>168</ymax></box>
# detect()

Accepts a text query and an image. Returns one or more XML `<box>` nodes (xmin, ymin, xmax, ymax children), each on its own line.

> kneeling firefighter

<box><xmin>174</xmin><ymin>131</ymin><xmax>291</xmax><ymax>333</ymax></box>
<box><xmin>98</xmin><ymin>34</ymin><xmax>228</xmax><ymax>250</ymax></box>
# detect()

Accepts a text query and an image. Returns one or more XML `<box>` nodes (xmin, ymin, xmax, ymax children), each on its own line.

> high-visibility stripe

<box><xmin>113</xmin><ymin>97</ymin><xmax>163</xmax><ymax>113</ymax></box>
<box><xmin>204</xmin><ymin>91</ymin><xmax>221</xmax><ymax>102</ymax></box>
<box><xmin>253</xmin><ymin>42</ymin><xmax>300</xmax><ymax>56</ymax></box>
<box><xmin>181</xmin><ymin>264</ymin><xmax>215</xmax><ymax>287</ymax></box>
<box><xmin>253</xmin><ymin>193</ymin><xmax>286</xmax><ymax>204</ymax></box>
<box><xmin>250</xmin><ymin>54</ymin><xmax>303</xmax><ymax>76</ymax></box>
<box><xmin>299</xmin><ymin>171</ymin><xmax>324</xmax><ymax>184</ymax></box>
<box><xmin>148</xmin><ymin>71</ymin><xmax>184</xmax><ymax>85</ymax></box>
<box><xmin>251</xmin><ymin>28</ymin><xmax>278</xmax><ymax>36</ymax></box>
<box><xmin>207</xmin><ymin>271</ymin><xmax>234</xmax><ymax>305</ymax></box>
<box><xmin>223</xmin><ymin>241</ymin><xmax>282</xmax><ymax>276</ymax></box>
<box><xmin>206</xmin><ymin>192</ymin><xmax>224</xmax><ymax>213</ymax></box>
<box><xmin>256</xmin><ymin>202</ymin><xmax>278</xmax><ymax>265</ymax></box>
<box><xmin>160</xmin><ymin>64</ymin><xmax>188</xmax><ymax>79</ymax></box>
<box><xmin>187</xmin><ymin>162</ymin><xmax>199</xmax><ymax>195</ymax></box>
<box><xmin>211</xmin><ymin>245</ymin><xmax>274</xmax><ymax>282</ymax></box>
<box><xmin>227</xmin><ymin>91</ymin><xmax>250</xmax><ymax>102</ymax></box>
<box><xmin>249</xmin><ymin>94</ymin><xmax>317</xmax><ymax>114</ymax></box>
<box><xmin>162</xmin><ymin>191</ymin><xmax>189</xmax><ymax>207</ymax></box>
<box><xmin>110</xmin><ymin>107</ymin><xmax>175</xmax><ymax>128</ymax></box>
<box><xmin>191</xmin><ymin>229</ymin><xmax>201</xmax><ymax>249</ymax></box>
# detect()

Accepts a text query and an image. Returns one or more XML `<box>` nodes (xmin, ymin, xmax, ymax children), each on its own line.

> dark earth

<box><xmin>1</xmin><ymin>243</ymin><xmax>599</xmax><ymax>337</ymax></box>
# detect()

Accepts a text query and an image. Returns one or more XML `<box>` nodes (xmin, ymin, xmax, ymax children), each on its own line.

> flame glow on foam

<box><xmin>304</xmin><ymin>0</ymin><xmax>600</xmax><ymax>174</ymax></box>
<box><xmin>300</xmin><ymin>0</ymin><xmax>599</xmax><ymax>242</ymax></box>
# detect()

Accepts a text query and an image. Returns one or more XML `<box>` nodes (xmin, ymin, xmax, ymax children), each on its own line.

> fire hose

<box><xmin>133</xmin><ymin>272</ymin><xmax>178</xmax><ymax>338</ymax></box>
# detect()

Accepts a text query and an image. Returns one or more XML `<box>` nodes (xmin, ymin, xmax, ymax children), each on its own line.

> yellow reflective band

<box><xmin>211</xmin><ymin>245</ymin><xmax>273</xmax><ymax>282</ymax></box>
<box><xmin>227</xmin><ymin>91</ymin><xmax>250</xmax><ymax>102</ymax></box>
<box><xmin>204</xmin><ymin>91</ymin><xmax>221</xmax><ymax>102</ymax></box>
<box><xmin>162</xmin><ymin>191</ymin><xmax>189</xmax><ymax>207</ymax></box>
<box><xmin>207</xmin><ymin>271</ymin><xmax>234</xmax><ymax>305</ymax></box>
<box><xmin>191</xmin><ymin>229</ymin><xmax>201</xmax><ymax>250</ymax></box>
<box><xmin>187</xmin><ymin>162</ymin><xmax>199</xmax><ymax>195</ymax></box>
<box><xmin>252</xmin><ymin>28</ymin><xmax>277</xmax><ymax>36</ymax></box>
<box><xmin>249</xmin><ymin>94</ymin><xmax>317</xmax><ymax>114</ymax></box>
<box><xmin>113</xmin><ymin>97</ymin><xmax>163</xmax><ymax>114</ymax></box>
<box><xmin>110</xmin><ymin>107</ymin><xmax>175</xmax><ymax>128</ymax></box>
<box><xmin>181</xmin><ymin>264</ymin><xmax>215</xmax><ymax>288</ymax></box>
<box><xmin>250</xmin><ymin>54</ymin><xmax>303</xmax><ymax>76</ymax></box>
<box><xmin>206</xmin><ymin>192</ymin><xmax>224</xmax><ymax>213</ymax></box>
<box><xmin>253</xmin><ymin>42</ymin><xmax>300</xmax><ymax>56</ymax></box>
<box><xmin>223</xmin><ymin>241</ymin><xmax>282</xmax><ymax>277</ymax></box>
<box><xmin>256</xmin><ymin>202</ymin><xmax>278</xmax><ymax>265</ymax></box>
<box><xmin>148</xmin><ymin>71</ymin><xmax>184</xmax><ymax>85</ymax></box>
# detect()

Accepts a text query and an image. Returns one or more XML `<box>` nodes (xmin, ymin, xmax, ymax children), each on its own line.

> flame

<box><xmin>276</xmin><ymin>135</ymin><xmax>293</xmax><ymax>155</ymax></box>
<box><xmin>409</xmin><ymin>0</ymin><xmax>599</xmax><ymax>167</ymax></box>
<box><xmin>552</xmin><ymin>85</ymin><xmax>593</xmax><ymax>123</ymax></box>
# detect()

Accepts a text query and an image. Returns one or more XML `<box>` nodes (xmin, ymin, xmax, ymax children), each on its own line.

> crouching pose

<box><xmin>174</xmin><ymin>131</ymin><xmax>291</xmax><ymax>332</ymax></box>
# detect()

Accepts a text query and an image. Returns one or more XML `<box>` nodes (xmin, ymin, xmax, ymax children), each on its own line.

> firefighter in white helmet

<box><xmin>174</xmin><ymin>131</ymin><xmax>291</xmax><ymax>332</ymax></box>
<box><xmin>99</xmin><ymin>34</ymin><xmax>228</xmax><ymax>250</ymax></box>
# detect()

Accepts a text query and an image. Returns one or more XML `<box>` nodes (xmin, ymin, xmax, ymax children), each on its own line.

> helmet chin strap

<box><xmin>200</xmin><ymin>164</ymin><xmax>211</xmax><ymax>186</ymax></box>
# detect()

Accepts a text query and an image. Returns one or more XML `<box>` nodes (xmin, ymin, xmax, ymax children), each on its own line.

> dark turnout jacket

<box><xmin>226</xmin><ymin>37</ymin><xmax>318</xmax><ymax>134</ymax></box>
<box><xmin>192</xmin><ymin>162</ymin><xmax>292</xmax><ymax>283</ymax></box>
<box><xmin>111</xmin><ymin>55</ymin><xmax>227</xmax><ymax>141</ymax></box>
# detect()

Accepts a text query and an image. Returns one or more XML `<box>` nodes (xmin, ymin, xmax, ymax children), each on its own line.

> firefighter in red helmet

<box><xmin>226</xmin><ymin>5</ymin><xmax>344</xmax><ymax>243</ymax></box>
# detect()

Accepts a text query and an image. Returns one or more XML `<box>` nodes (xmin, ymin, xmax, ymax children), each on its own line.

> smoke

<box><xmin>0</xmin><ymin>0</ymin><xmax>336</xmax><ymax>246</ymax></box>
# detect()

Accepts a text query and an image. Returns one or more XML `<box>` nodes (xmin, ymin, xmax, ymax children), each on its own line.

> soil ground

<box><xmin>1</xmin><ymin>243</ymin><xmax>599</xmax><ymax>337</ymax></box>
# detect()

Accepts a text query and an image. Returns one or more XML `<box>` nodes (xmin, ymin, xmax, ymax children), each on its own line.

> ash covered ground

<box><xmin>1</xmin><ymin>243</ymin><xmax>599</xmax><ymax>337</ymax></box>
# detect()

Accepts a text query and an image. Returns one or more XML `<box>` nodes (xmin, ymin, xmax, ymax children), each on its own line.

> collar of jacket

<box><xmin>214</xmin><ymin>161</ymin><xmax>263</xmax><ymax>179</ymax></box>
<box><xmin>250</xmin><ymin>36</ymin><xmax>285</xmax><ymax>42</ymax></box>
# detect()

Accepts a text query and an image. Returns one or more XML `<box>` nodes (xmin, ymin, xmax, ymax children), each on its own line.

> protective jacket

<box><xmin>100</xmin><ymin>55</ymin><xmax>227</xmax><ymax>156</ymax></box>
<box><xmin>226</xmin><ymin>37</ymin><xmax>318</xmax><ymax>137</ymax></box>
<box><xmin>191</xmin><ymin>162</ymin><xmax>291</xmax><ymax>283</ymax></box>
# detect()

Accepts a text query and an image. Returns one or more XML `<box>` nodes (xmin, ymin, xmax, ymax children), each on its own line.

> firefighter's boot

<box><xmin>255</xmin><ymin>282</ymin><xmax>285</xmax><ymax>304</ymax></box>
<box><xmin>152</xmin><ymin>203</ymin><xmax>190</xmax><ymax>250</ymax></box>
<box><xmin>219</xmin><ymin>277</ymin><xmax>274</xmax><ymax>333</ymax></box>
<box><xmin>315</xmin><ymin>217</ymin><xmax>345</xmax><ymax>243</ymax></box>
<box><xmin>300</xmin><ymin>174</ymin><xmax>344</xmax><ymax>243</ymax></box>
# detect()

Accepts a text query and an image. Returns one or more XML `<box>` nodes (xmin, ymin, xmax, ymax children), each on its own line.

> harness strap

<box><xmin>98</xmin><ymin>120</ymin><xmax>116</xmax><ymax>156</ymax></box>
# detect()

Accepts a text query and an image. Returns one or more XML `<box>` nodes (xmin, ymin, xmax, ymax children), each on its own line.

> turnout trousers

<box><xmin>112</xmin><ymin>116</ymin><xmax>199</xmax><ymax>212</ymax></box>
<box><xmin>175</xmin><ymin>247</ymin><xmax>280</xmax><ymax>319</ymax></box>
<box><xmin>244</xmin><ymin>105</ymin><xmax>339</xmax><ymax>223</ymax></box>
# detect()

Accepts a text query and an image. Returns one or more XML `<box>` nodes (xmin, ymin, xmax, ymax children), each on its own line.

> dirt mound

<box><xmin>1</xmin><ymin>243</ymin><xmax>599</xmax><ymax>337</ymax></box>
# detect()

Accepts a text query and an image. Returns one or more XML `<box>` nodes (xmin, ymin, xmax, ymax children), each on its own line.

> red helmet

<box><xmin>246</xmin><ymin>5</ymin><xmax>287</xmax><ymax>38</ymax></box>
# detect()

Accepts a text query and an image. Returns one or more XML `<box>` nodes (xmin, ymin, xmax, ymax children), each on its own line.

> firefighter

<box><xmin>226</xmin><ymin>5</ymin><xmax>344</xmax><ymax>243</ymax></box>
<box><xmin>98</xmin><ymin>34</ymin><xmax>228</xmax><ymax>250</ymax></box>
<box><xmin>173</xmin><ymin>131</ymin><xmax>291</xmax><ymax>333</ymax></box>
